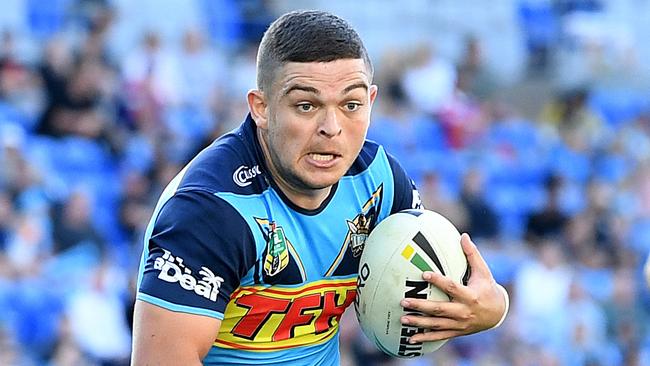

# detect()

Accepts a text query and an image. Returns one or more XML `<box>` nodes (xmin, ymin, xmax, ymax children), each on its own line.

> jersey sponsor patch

<box><xmin>153</xmin><ymin>249</ymin><xmax>224</xmax><ymax>302</ymax></box>
<box><xmin>233</xmin><ymin>165</ymin><xmax>262</xmax><ymax>187</ymax></box>
<box><xmin>215</xmin><ymin>278</ymin><xmax>357</xmax><ymax>351</ymax></box>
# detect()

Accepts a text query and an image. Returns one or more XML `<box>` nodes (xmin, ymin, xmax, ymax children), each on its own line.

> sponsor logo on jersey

<box><xmin>343</xmin><ymin>184</ymin><xmax>383</xmax><ymax>257</ymax></box>
<box><xmin>233</xmin><ymin>165</ymin><xmax>262</xmax><ymax>187</ymax></box>
<box><xmin>215</xmin><ymin>278</ymin><xmax>357</xmax><ymax>351</ymax></box>
<box><xmin>153</xmin><ymin>249</ymin><xmax>224</xmax><ymax>302</ymax></box>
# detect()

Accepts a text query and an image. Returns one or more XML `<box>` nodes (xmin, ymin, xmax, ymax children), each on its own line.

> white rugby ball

<box><xmin>355</xmin><ymin>209</ymin><xmax>469</xmax><ymax>358</ymax></box>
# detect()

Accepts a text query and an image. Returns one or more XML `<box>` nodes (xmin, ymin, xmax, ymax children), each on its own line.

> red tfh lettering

<box><xmin>232</xmin><ymin>295</ymin><xmax>290</xmax><ymax>339</ymax></box>
<box><xmin>314</xmin><ymin>290</ymin><xmax>356</xmax><ymax>334</ymax></box>
<box><xmin>273</xmin><ymin>293</ymin><xmax>321</xmax><ymax>341</ymax></box>
<box><xmin>231</xmin><ymin>289</ymin><xmax>357</xmax><ymax>341</ymax></box>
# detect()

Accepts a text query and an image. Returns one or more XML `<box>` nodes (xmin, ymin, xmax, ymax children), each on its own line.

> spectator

<box><xmin>525</xmin><ymin>174</ymin><xmax>569</xmax><ymax>245</ymax></box>
<box><xmin>66</xmin><ymin>261</ymin><xmax>131</xmax><ymax>365</ymax></box>
<box><xmin>456</xmin><ymin>35</ymin><xmax>498</xmax><ymax>100</ymax></box>
<box><xmin>540</xmin><ymin>87</ymin><xmax>609</xmax><ymax>149</ymax></box>
<box><xmin>51</xmin><ymin>188</ymin><xmax>104</xmax><ymax>255</ymax></box>
<box><xmin>401</xmin><ymin>43</ymin><xmax>457</xmax><ymax>116</ymax></box>
<box><xmin>459</xmin><ymin>168</ymin><xmax>499</xmax><ymax>239</ymax></box>
<box><xmin>513</xmin><ymin>241</ymin><xmax>572</xmax><ymax>350</ymax></box>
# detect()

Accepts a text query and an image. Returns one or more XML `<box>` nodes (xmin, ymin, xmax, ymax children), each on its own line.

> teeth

<box><xmin>310</xmin><ymin>153</ymin><xmax>334</xmax><ymax>161</ymax></box>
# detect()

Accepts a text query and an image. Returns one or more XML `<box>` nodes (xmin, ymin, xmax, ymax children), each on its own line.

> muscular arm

<box><xmin>133</xmin><ymin>191</ymin><xmax>257</xmax><ymax>364</ymax></box>
<box><xmin>131</xmin><ymin>300</ymin><xmax>222</xmax><ymax>365</ymax></box>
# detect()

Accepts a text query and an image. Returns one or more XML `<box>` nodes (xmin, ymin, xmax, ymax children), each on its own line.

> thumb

<box><xmin>460</xmin><ymin>233</ymin><xmax>491</xmax><ymax>279</ymax></box>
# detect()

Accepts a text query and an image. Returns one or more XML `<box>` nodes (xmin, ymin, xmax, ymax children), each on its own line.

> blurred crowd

<box><xmin>0</xmin><ymin>1</ymin><xmax>649</xmax><ymax>365</ymax></box>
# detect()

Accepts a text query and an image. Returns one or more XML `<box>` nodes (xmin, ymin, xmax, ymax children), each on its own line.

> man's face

<box><xmin>254</xmin><ymin>59</ymin><xmax>377</xmax><ymax>197</ymax></box>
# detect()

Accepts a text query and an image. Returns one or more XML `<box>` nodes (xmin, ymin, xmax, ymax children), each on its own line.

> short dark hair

<box><xmin>256</xmin><ymin>10</ymin><xmax>373</xmax><ymax>91</ymax></box>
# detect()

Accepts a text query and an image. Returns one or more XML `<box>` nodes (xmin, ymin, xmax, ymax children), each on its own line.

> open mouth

<box><xmin>309</xmin><ymin>153</ymin><xmax>337</xmax><ymax>162</ymax></box>
<box><xmin>306</xmin><ymin>152</ymin><xmax>341</xmax><ymax>168</ymax></box>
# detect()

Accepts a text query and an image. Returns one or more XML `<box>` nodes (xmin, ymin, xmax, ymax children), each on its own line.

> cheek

<box><xmin>347</xmin><ymin>121</ymin><xmax>369</xmax><ymax>145</ymax></box>
<box><xmin>269</xmin><ymin>125</ymin><xmax>306</xmax><ymax>160</ymax></box>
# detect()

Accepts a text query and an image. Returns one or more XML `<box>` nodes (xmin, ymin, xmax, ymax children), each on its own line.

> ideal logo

<box><xmin>233</xmin><ymin>165</ymin><xmax>262</xmax><ymax>187</ymax></box>
<box><xmin>154</xmin><ymin>249</ymin><xmax>224</xmax><ymax>302</ymax></box>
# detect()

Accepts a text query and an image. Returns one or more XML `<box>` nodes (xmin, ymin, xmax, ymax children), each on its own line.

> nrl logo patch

<box><xmin>255</xmin><ymin>218</ymin><xmax>290</xmax><ymax>276</ymax></box>
<box><xmin>343</xmin><ymin>184</ymin><xmax>383</xmax><ymax>257</ymax></box>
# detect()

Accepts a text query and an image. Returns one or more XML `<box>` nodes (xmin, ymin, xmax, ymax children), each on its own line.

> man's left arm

<box><xmin>399</xmin><ymin>233</ymin><xmax>508</xmax><ymax>343</ymax></box>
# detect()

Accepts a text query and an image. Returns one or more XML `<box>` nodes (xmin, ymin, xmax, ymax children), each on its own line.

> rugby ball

<box><xmin>355</xmin><ymin>209</ymin><xmax>469</xmax><ymax>358</ymax></box>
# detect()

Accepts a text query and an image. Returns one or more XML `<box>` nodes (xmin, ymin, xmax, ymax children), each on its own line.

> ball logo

<box><xmin>399</xmin><ymin>280</ymin><xmax>428</xmax><ymax>357</ymax></box>
<box><xmin>233</xmin><ymin>165</ymin><xmax>262</xmax><ymax>187</ymax></box>
<box><xmin>354</xmin><ymin>263</ymin><xmax>370</xmax><ymax>318</ymax></box>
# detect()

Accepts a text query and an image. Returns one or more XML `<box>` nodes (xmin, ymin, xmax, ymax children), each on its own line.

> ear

<box><xmin>369</xmin><ymin>84</ymin><xmax>378</xmax><ymax>106</ymax></box>
<box><xmin>247</xmin><ymin>89</ymin><xmax>268</xmax><ymax>130</ymax></box>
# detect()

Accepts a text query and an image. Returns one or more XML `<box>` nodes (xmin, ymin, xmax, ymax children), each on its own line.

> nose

<box><xmin>318</xmin><ymin>109</ymin><xmax>342</xmax><ymax>138</ymax></box>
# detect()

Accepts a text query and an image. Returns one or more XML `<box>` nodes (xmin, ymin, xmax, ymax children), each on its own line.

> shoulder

<box><xmin>345</xmin><ymin>140</ymin><xmax>419</xmax><ymax>213</ymax></box>
<box><xmin>177</xmin><ymin>119</ymin><xmax>268</xmax><ymax>196</ymax></box>
<box><xmin>345</xmin><ymin>139</ymin><xmax>384</xmax><ymax>176</ymax></box>
<box><xmin>345</xmin><ymin>139</ymin><xmax>408</xmax><ymax>178</ymax></box>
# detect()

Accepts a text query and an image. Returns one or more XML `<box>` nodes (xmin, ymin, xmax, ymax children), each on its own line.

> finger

<box><xmin>460</xmin><ymin>233</ymin><xmax>491</xmax><ymax>278</ymax></box>
<box><xmin>400</xmin><ymin>298</ymin><xmax>468</xmax><ymax>319</ymax></box>
<box><xmin>422</xmin><ymin>271</ymin><xmax>472</xmax><ymax>302</ymax></box>
<box><xmin>400</xmin><ymin>314</ymin><xmax>464</xmax><ymax>332</ymax></box>
<box><xmin>409</xmin><ymin>330</ymin><xmax>461</xmax><ymax>344</ymax></box>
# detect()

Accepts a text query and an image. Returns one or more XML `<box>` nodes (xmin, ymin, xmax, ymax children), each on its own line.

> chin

<box><xmin>300</xmin><ymin>172</ymin><xmax>342</xmax><ymax>190</ymax></box>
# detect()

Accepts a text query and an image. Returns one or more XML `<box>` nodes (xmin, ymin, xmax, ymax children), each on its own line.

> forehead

<box><xmin>274</xmin><ymin>59</ymin><xmax>372</xmax><ymax>96</ymax></box>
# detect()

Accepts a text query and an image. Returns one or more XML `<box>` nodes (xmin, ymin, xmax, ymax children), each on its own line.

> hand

<box><xmin>399</xmin><ymin>233</ymin><xmax>507</xmax><ymax>343</ymax></box>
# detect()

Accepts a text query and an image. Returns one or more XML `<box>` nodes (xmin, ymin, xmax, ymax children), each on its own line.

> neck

<box><xmin>256</xmin><ymin>129</ymin><xmax>331</xmax><ymax>210</ymax></box>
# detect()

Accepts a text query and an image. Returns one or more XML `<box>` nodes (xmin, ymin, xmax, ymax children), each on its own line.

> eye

<box><xmin>296</xmin><ymin>103</ymin><xmax>315</xmax><ymax>112</ymax></box>
<box><xmin>344</xmin><ymin>102</ymin><xmax>361</xmax><ymax>112</ymax></box>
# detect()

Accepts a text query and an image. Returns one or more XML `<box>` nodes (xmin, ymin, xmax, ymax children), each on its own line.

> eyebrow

<box><xmin>343</xmin><ymin>82</ymin><xmax>368</xmax><ymax>94</ymax></box>
<box><xmin>283</xmin><ymin>85</ymin><xmax>319</xmax><ymax>96</ymax></box>
<box><xmin>282</xmin><ymin>82</ymin><xmax>369</xmax><ymax>97</ymax></box>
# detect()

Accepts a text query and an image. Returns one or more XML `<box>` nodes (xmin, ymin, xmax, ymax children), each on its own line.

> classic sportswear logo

<box><xmin>154</xmin><ymin>249</ymin><xmax>224</xmax><ymax>302</ymax></box>
<box><xmin>233</xmin><ymin>165</ymin><xmax>262</xmax><ymax>187</ymax></box>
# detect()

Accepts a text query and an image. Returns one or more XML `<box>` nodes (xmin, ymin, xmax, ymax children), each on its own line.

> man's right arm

<box><xmin>132</xmin><ymin>301</ymin><xmax>222</xmax><ymax>365</ymax></box>
<box><xmin>133</xmin><ymin>190</ymin><xmax>257</xmax><ymax>364</ymax></box>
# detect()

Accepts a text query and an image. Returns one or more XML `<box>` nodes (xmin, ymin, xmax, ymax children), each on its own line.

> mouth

<box><xmin>306</xmin><ymin>152</ymin><xmax>341</xmax><ymax>168</ymax></box>
<box><xmin>309</xmin><ymin>153</ymin><xmax>337</xmax><ymax>161</ymax></box>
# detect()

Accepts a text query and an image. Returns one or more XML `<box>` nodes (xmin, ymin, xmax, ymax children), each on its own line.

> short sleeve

<box><xmin>137</xmin><ymin>190</ymin><xmax>257</xmax><ymax>319</ymax></box>
<box><xmin>387</xmin><ymin>153</ymin><xmax>423</xmax><ymax>213</ymax></box>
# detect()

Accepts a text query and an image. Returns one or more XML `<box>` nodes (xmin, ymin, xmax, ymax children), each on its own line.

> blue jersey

<box><xmin>136</xmin><ymin>115</ymin><xmax>421</xmax><ymax>365</ymax></box>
